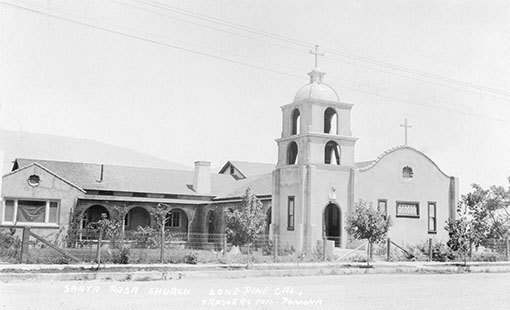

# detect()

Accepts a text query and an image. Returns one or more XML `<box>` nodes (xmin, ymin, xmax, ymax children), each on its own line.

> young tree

<box><xmin>444</xmin><ymin>216</ymin><xmax>476</xmax><ymax>265</ymax></box>
<box><xmin>151</xmin><ymin>203</ymin><xmax>171</xmax><ymax>263</ymax></box>
<box><xmin>87</xmin><ymin>213</ymin><xmax>121</xmax><ymax>266</ymax></box>
<box><xmin>225</xmin><ymin>188</ymin><xmax>267</xmax><ymax>265</ymax></box>
<box><xmin>346</xmin><ymin>200</ymin><xmax>392</xmax><ymax>267</ymax></box>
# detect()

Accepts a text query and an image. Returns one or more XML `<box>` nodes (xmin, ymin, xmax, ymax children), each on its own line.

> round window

<box><xmin>28</xmin><ymin>174</ymin><xmax>41</xmax><ymax>187</ymax></box>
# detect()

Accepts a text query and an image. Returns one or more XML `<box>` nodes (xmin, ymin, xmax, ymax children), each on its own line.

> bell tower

<box><xmin>272</xmin><ymin>47</ymin><xmax>357</xmax><ymax>252</ymax></box>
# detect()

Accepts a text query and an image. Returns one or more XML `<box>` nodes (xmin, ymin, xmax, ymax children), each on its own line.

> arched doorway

<box><xmin>323</xmin><ymin>203</ymin><xmax>341</xmax><ymax>247</ymax></box>
<box><xmin>82</xmin><ymin>205</ymin><xmax>109</xmax><ymax>228</ymax></box>
<box><xmin>125</xmin><ymin>207</ymin><xmax>151</xmax><ymax>231</ymax></box>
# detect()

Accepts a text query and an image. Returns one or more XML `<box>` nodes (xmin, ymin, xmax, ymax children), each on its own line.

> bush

<box><xmin>0</xmin><ymin>228</ymin><xmax>21</xmax><ymax>261</ymax></box>
<box><xmin>133</xmin><ymin>226</ymin><xmax>159</xmax><ymax>249</ymax></box>
<box><xmin>113</xmin><ymin>247</ymin><xmax>130</xmax><ymax>264</ymax></box>
<box><xmin>52</xmin><ymin>256</ymin><xmax>71</xmax><ymax>265</ymax></box>
<box><xmin>262</xmin><ymin>240</ymin><xmax>273</xmax><ymax>256</ymax></box>
<box><xmin>471</xmin><ymin>251</ymin><xmax>506</xmax><ymax>262</ymax></box>
<box><xmin>184</xmin><ymin>252</ymin><xmax>198</xmax><ymax>264</ymax></box>
<box><xmin>349</xmin><ymin>254</ymin><xmax>367</xmax><ymax>263</ymax></box>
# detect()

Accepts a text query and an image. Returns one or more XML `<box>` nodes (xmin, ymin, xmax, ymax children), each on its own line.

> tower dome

<box><xmin>293</xmin><ymin>67</ymin><xmax>340</xmax><ymax>103</ymax></box>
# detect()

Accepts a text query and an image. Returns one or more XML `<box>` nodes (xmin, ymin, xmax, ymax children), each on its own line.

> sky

<box><xmin>1</xmin><ymin>0</ymin><xmax>509</xmax><ymax>194</ymax></box>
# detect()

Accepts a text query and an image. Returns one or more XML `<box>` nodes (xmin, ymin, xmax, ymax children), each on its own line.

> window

<box><xmin>287</xmin><ymin>197</ymin><xmax>295</xmax><ymax>230</ymax></box>
<box><xmin>402</xmin><ymin>166</ymin><xmax>414</xmax><ymax>179</ymax></box>
<box><xmin>324</xmin><ymin>141</ymin><xmax>341</xmax><ymax>165</ymax></box>
<box><xmin>396</xmin><ymin>201</ymin><xmax>419</xmax><ymax>218</ymax></box>
<box><xmin>166</xmin><ymin>210</ymin><xmax>181</xmax><ymax>227</ymax></box>
<box><xmin>291</xmin><ymin>108</ymin><xmax>300</xmax><ymax>135</ymax></box>
<box><xmin>2</xmin><ymin>199</ymin><xmax>60</xmax><ymax>226</ymax></box>
<box><xmin>377</xmin><ymin>199</ymin><xmax>387</xmax><ymax>216</ymax></box>
<box><xmin>324</xmin><ymin>107</ymin><xmax>338</xmax><ymax>134</ymax></box>
<box><xmin>287</xmin><ymin>141</ymin><xmax>298</xmax><ymax>165</ymax></box>
<box><xmin>27</xmin><ymin>174</ymin><xmax>41</xmax><ymax>187</ymax></box>
<box><xmin>428</xmin><ymin>202</ymin><xmax>437</xmax><ymax>233</ymax></box>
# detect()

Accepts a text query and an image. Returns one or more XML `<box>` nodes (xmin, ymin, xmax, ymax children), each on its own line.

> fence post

<box><xmin>322</xmin><ymin>238</ymin><xmax>327</xmax><ymax>261</ymax></box>
<box><xmin>428</xmin><ymin>238</ymin><xmax>432</xmax><ymax>262</ymax></box>
<box><xmin>95</xmin><ymin>232</ymin><xmax>102</xmax><ymax>264</ymax></box>
<box><xmin>223</xmin><ymin>233</ymin><xmax>227</xmax><ymax>256</ymax></box>
<box><xmin>386</xmin><ymin>238</ymin><xmax>391</xmax><ymax>261</ymax></box>
<box><xmin>506</xmin><ymin>238</ymin><xmax>510</xmax><ymax>260</ymax></box>
<box><xmin>273</xmin><ymin>236</ymin><xmax>278</xmax><ymax>261</ymax></box>
<box><xmin>469</xmin><ymin>241</ymin><xmax>473</xmax><ymax>261</ymax></box>
<box><xmin>160</xmin><ymin>226</ymin><xmax>165</xmax><ymax>264</ymax></box>
<box><xmin>20</xmin><ymin>226</ymin><xmax>31</xmax><ymax>263</ymax></box>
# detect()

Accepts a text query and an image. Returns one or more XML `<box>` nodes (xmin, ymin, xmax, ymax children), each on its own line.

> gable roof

<box><xmin>218</xmin><ymin>161</ymin><xmax>275</xmax><ymax>178</ymax></box>
<box><xmin>3</xmin><ymin>162</ymin><xmax>86</xmax><ymax>193</ymax></box>
<box><xmin>12</xmin><ymin>158</ymin><xmax>272</xmax><ymax>198</ymax></box>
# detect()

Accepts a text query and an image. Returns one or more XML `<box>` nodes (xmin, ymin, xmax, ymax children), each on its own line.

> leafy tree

<box><xmin>458</xmin><ymin>182</ymin><xmax>510</xmax><ymax>243</ymax></box>
<box><xmin>346</xmin><ymin>200</ymin><xmax>392</xmax><ymax>267</ymax></box>
<box><xmin>225</xmin><ymin>188</ymin><xmax>267</xmax><ymax>263</ymax></box>
<box><xmin>87</xmin><ymin>213</ymin><xmax>121</xmax><ymax>266</ymax></box>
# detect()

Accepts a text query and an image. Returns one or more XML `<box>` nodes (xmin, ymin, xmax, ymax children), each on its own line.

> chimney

<box><xmin>96</xmin><ymin>164</ymin><xmax>104</xmax><ymax>183</ymax></box>
<box><xmin>193</xmin><ymin>161</ymin><xmax>211</xmax><ymax>194</ymax></box>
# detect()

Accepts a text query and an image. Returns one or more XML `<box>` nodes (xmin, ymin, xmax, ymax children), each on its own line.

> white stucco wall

<box><xmin>356</xmin><ymin>147</ymin><xmax>457</xmax><ymax>246</ymax></box>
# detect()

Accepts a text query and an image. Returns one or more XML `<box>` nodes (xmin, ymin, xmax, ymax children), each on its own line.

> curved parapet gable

<box><xmin>358</xmin><ymin>145</ymin><xmax>452</xmax><ymax>178</ymax></box>
<box><xmin>355</xmin><ymin>145</ymin><xmax>458</xmax><ymax>245</ymax></box>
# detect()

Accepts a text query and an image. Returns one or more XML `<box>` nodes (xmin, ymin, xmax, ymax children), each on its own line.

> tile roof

<box><xmin>12</xmin><ymin>158</ymin><xmax>272</xmax><ymax>198</ymax></box>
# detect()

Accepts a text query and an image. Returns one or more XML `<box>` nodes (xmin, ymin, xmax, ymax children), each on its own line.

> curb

<box><xmin>2</xmin><ymin>265</ymin><xmax>510</xmax><ymax>282</ymax></box>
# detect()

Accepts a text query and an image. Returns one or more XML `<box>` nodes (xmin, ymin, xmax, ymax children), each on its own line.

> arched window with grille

<box><xmin>324</xmin><ymin>141</ymin><xmax>341</xmax><ymax>165</ymax></box>
<box><xmin>402</xmin><ymin>166</ymin><xmax>414</xmax><ymax>179</ymax></box>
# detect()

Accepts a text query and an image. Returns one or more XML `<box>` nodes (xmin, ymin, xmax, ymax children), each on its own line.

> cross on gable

<box><xmin>400</xmin><ymin>118</ymin><xmax>412</xmax><ymax>145</ymax></box>
<box><xmin>309</xmin><ymin>45</ymin><xmax>325</xmax><ymax>68</ymax></box>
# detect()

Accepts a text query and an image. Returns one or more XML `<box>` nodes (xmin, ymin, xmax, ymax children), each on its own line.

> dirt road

<box><xmin>1</xmin><ymin>273</ymin><xmax>509</xmax><ymax>310</ymax></box>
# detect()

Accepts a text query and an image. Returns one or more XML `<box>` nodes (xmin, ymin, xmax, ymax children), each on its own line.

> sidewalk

<box><xmin>1</xmin><ymin>260</ymin><xmax>510</xmax><ymax>282</ymax></box>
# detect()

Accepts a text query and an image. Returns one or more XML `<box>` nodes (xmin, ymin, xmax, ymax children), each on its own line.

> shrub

<box><xmin>0</xmin><ymin>228</ymin><xmax>21</xmax><ymax>261</ymax></box>
<box><xmin>52</xmin><ymin>256</ymin><xmax>71</xmax><ymax>265</ymax></box>
<box><xmin>262</xmin><ymin>240</ymin><xmax>273</xmax><ymax>256</ymax></box>
<box><xmin>472</xmin><ymin>251</ymin><xmax>506</xmax><ymax>262</ymax></box>
<box><xmin>349</xmin><ymin>254</ymin><xmax>367</xmax><ymax>263</ymax></box>
<box><xmin>133</xmin><ymin>226</ymin><xmax>159</xmax><ymax>249</ymax></box>
<box><xmin>113</xmin><ymin>247</ymin><xmax>130</xmax><ymax>264</ymax></box>
<box><xmin>184</xmin><ymin>252</ymin><xmax>197</xmax><ymax>264</ymax></box>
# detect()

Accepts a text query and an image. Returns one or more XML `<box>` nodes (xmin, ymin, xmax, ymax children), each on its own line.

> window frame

<box><xmin>402</xmin><ymin>166</ymin><xmax>414</xmax><ymax>179</ymax></box>
<box><xmin>287</xmin><ymin>196</ymin><xmax>295</xmax><ymax>231</ymax></box>
<box><xmin>1</xmin><ymin>198</ymin><xmax>60</xmax><ymax>227</ymax></box>
<box><xmin>428</xmin><ymin>202</ymin><xmax>437</xmax><ymax>234</ymax></box>
<box><xmin>377</xmin><ymin>199</ymin><xmax>388</xmax><ymax>217</ymax></box>
<box><xmin>166</xmin><ymin>210</ymin><xmax>181</xmax><ymax>228</ymax></box>
<box><xmin>395</xmin><ymin>201</ymin><xmax>420</xmax><ymax>218</ymax></box>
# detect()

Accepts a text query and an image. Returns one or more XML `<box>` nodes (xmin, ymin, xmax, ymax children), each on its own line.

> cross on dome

<box><xmin>309</xmin><ymin>45</ymin><xmax>325</xmax><ymax>68</ymax></box>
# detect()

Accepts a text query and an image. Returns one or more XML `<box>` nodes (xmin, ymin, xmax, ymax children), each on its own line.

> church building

<box><xmin>0</xmin><ymin>64</ymin><xmax>458</xmax><ymax>251</ymax></box>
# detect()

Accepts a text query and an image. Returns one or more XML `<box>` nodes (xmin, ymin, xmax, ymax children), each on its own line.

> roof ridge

<box><xmin>15</xmin><ymin>158</ymin><xmax>191</xmax><ymax>173</ymax></box>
